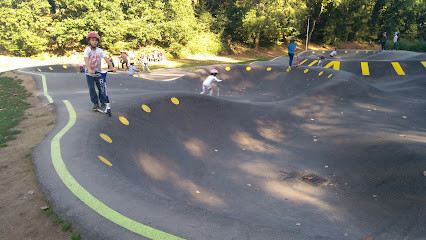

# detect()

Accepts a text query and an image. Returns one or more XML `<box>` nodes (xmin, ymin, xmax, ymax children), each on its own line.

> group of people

<box><xmin>286</xmin><ymin>38</ymin><xmax>337</xmax><ymax>68</ymax></box>
<box><xmin>83</xmin><ymin>32</ymin><xmax>223</xmax><ymax>111</ymax></box>
<box><xmin>380</xmin><ymin>32</ymin><xmax>399</xmax><ymax>51</ymax></box>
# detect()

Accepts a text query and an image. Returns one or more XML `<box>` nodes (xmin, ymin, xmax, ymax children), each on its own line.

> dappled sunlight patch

<box><xmin>231</xmin><ymin>130</ymin><xmax>282</xmax><ymax>154</ymax></box>
<box><xmin>138</xmin><ymin>153</ymin><xmax>170</xmax><ymax>181</ymax></box>
<box><xmin>183</xmin><ymin>138</ymin><xmax>208</xmax><ymax>158</ymax></box>
<box><xmin>175</xmin><ymin>179</ymin><xmax>226</xmax><ymax>207</ymax></box>
<box><xmin>264</xmin><ymin>181</ymin><xmax>337</xmax><ymax>215</ymax></box>
<box><xmin>255</xmin><ymin>120</ymin><xmax>286</xmax><ymax>142</ymax></box>
<box><xmin>352</xmin><ymin>102</ymin><xmax>396</xmax><ymax>113</ymax></box>
<box><xmin>239</xmin><ymin>161</ymin><xmax>280</xmax><ymax>178</ymax></box>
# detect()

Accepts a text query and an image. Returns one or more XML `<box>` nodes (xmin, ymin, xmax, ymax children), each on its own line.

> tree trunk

<box><xmin>255</xmin><ymin>32</ymin><xmax>260</xmax><ymax>50</ymax></box>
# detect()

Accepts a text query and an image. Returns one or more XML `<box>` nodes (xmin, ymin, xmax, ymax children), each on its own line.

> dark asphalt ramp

<box><xmin>22</xmin><ymin>58</ymin><xmax>426</xmax><ymax>240</ymax></box>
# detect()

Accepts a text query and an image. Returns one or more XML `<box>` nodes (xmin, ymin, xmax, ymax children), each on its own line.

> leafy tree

<box><xmin>0</xmin><ymin>0</ymin><xmax>51</xmax><ymax>56</ymax></box>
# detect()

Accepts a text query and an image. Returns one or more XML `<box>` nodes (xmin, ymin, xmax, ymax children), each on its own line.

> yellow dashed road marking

<box><xmin>246</xmin><ymin>67</ymin><xmax>251</xmax><ymax>71</ymax></box>
<box><xmin>267</xmin><ymin>67</ymin><xmax>271</xmax><ymax>71</ymax></box>
<box><xmin>308</xmin><ymin>60</ymin><xmax>318</xmax><ymax>66</ymax></box>
<box><xmin>318</xmin><ymin>71</ymin><xmax>323</xmax><ymax>76</ymax></box>
<box><xmin>225</xmin><ymin>67</ymin><xmax>230</xmax><ymax>71</ymax></box>
<box><xmin>421</xmin><ymin>61</ymin><xmax>426</xmax><ymax>68</ymax></box>
<box><xmin>356</xmin><ymin>51</ymin><xmax>359</xmax><ymax>53</ymax></box>
<box><xmin>345</xmin><ymin>51</ymin><xmax>348</xmax><ymax>53</ymax></box>
<box><xmin>391</xmin><ymin>62</ymin><xmax>405</xmax><ymax>75</ymax></box>
<box><xmin>49</xmin><ymin>67</ymin><xmax>53</xmax><ymax>70</ymax></box>
<box><xmin>37</xmin><ymin>68</ymin><xmax>41</xmax><ymax>72</ymax></box>
<box><xmin>286</xmin><ymin>67</ymin><xmax>291</xmax><ymax>72</ymax></box>
<box><xmin>324</xmin><ymin>61</ymin><xmax>340</xmax><ymax>70</ymax></box>
<box><xmin>119</xmin><ymin>116</ymin><xmax>129</xmax><ymax>125</ymax></box>
<box><xmin>328</xmin><ymin>74</ymin><xmax>333</xmax><ymax>78</ymax></box>
<box><xmin>312</xmin><ymin>51</ymin><xmax>315</xmax><ymax>54</ymax></box>
<box><xmin>99</xmin><ymin>133</ymin><xmax>112</xmax><ymax>143</ymax></box>
<box><xmin>304</xmin><ymin>69</ymin><xmax>309</xmax><ymax>73</ymax></box>
<box><xmin>300</xmin><ymin>59</ymin><xmax>308</xmax><ymax>65</ymax></box>
<box><xmin>142</xmin><ymin>104</ymin><xmax>151</xmax><ymax>112</ymax></box>
<box><xmin>63</xmin><ymin>65</ymin><xmax>67</xmax><ymax>69</ymax></box>
<box><xmin>361</xmin><ymin>62</ymin><xmax>370</xmax><ymax>75</ymax></box>
<box><xmin>171</xmin><ymin>97</ymin><xmax>179</xmax><ymax>105</ymax></box>
<box><xmin>98</xmin><ymin>156</ymin><xmax>112</xmax><ymax>166</ymax></box>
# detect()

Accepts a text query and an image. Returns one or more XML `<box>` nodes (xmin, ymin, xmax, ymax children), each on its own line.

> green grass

<box><xmin>0</xmin><ymin>74</ymin><xmax>31</xmax><ymax>146</ymax></box>
<box><xmin>61</xmin><ymin>221</ymin><xmax>71</xmax><ymax>232</ymax></box>
<box><xmin>71</xmin><ymin>232</ymin><xmax>82</xmax><ymax>240</ymax></box>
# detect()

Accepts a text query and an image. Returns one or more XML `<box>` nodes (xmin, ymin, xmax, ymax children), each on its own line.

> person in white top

<box><xmin>393</xmin><ymin>32</ymin><xmax>398</xmax><ymax>50</ymax></box>
<box><xmin>84</xmin><ymin>32</ymin><xmax>116</xmax><ymax>111</ymax></box>
<box><xmin>329</xmin><ymin>48</ymin><xmax>337</xmax><ymax>58</ymax></box>
<box><xmin>200</xmin><ymin>69</ymin><xmax>222</xmax><ymax>96</ymax></box>
<box><xmin>142</xmin><ymin>54</ymin><xmax>151</xmax><ymax>73</ymax></box>
<box><xmin>317</xmin><ymin>56</ymin><xmax>327</xmax><ymax>68</ymax></box>
<box><xmin>128</xmin><ymin>62</ymin><xmax>140</xmax><ymax>76</ymax></box>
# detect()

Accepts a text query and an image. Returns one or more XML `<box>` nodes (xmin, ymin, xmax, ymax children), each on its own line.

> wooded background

<box><xmin>1</xmin><ymin>0</ymin><xmax>424</xmax><ymax>56</ymax></box>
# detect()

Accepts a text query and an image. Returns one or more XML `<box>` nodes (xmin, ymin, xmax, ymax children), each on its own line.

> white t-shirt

<box><xmin>203</xmin><ymin>75</ymin><xmax>222</xmax><ymax>86</ymax></box>
<box><xmin>329</xmin><ymin>50</ymin><xmax>337</xmax><ymax>57</ymax></box>
<box><xmin>128</xmin><ymin>65</ymin><xmax>139</xmax><ymax>75</ymax></box>
<box><xmin>142</xmin><ymin>56</ymin><xmax>149</xmax><ymax>64</ymax></box>
<box><xmin>393</xmin><ymin>35</ymin><xmax>398</xmax><ymax>43</ymax></box>
<box><xmin>84</xmin><ymin>47</ymin><xmax>106</xmax><ymax>76</ymax></box>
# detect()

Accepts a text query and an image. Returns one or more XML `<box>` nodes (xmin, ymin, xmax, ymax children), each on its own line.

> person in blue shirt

<box><xmin>287</xmin><ymin>38</ymin><xmax>301</xmax><ymax>68</ymax></box>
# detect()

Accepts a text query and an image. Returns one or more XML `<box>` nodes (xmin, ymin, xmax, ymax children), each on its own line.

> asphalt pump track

<box><xmin>17</xmin><ymin>50</ymin><xmax>426</xmax><ymax>240</ymax></box>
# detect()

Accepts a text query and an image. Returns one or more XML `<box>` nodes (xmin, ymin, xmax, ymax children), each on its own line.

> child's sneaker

<box><xmin>93</xmin><ymin>103</ymin><xmax>99</xmax><ymax>111</ymax></box>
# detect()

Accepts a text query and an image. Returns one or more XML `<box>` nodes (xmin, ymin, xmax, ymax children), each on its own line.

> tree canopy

<box><xmin>0</xmin><ymin>0</ymin><xmax>424</xmax><ymax>56</ymax></box>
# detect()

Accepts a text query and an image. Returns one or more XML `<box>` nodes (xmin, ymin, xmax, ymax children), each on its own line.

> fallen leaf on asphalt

<box><xmin>254</xmin><ymin>188</ymin><xmax>259</xmax><ymax>191</ymax></box>
<box><xmin>307</xmin><ymin>177</ymin><xmax>313</xmax><ymax>180</ymax></box>
<box><xmin>325</xmin><ymin>165</ymin><xmax>329</xmax><ymax>168</ymax></box>
<box><xmin>40</xmin><ymin>206</ymin><xmax>49</xmax><ymax>210</ymax></box>
<box><xmin>372</xmin><ymin>195</ymin><xmax>377</xmax><ymax>198</ymax></box>
<box><xmin>362</xmin><ymin>238</ymin><xmax>374</xmax><ymax>240</ymax></box>
<box><xmin>344</xmin><ymin>233</ymin><xmax>349</xmax><ymax>236</ymax></box>
<box><xmin>292</xmin><ymin>201</ymin><xmax>298</xmax><ymax>203</ymax></box>
<box><xmin>247</xmin><ymin>184</ymin><xmax>251</xmax><ymax>186</ymax></box>
<box><xmin>313</xmin><ymin>139</ymin><xmax>318</xmax><ymax>142</ymax></box>
<box><xmin>423</xmin><ymin>171</ymin><xmax>426</xmax><ymax>176</ymax></box>
<box><xmin>196</xmin><ymin>191</ymin><xmax>200</xmax><ymax>194</ymax></box>
<box><xmin>28</xmin><ymin>190</ymin><xmax>35</xmax><ymax>195</ymax></box>
<box><xmin>296</xmin><ymin>223</ymin><xmax>301</xmax><ymax>226</ymax></box>
<box><xmin>402</xmin><ymin>116</ymin><xmax>407</xmax><ymax>119</ymax></box>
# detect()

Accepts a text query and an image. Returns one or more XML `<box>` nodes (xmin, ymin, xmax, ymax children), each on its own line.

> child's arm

<box><xmin>103</xmin><ymin>56</ymin><xmax>116</xmax><ymax>72</ymax></box>
<box><xmin>84</xmin><ymin>57</ymin><xmax>94</xmax><ymax>74</ymax></box>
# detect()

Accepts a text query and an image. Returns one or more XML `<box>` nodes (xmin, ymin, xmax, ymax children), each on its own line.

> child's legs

<box><xmin>393</xmin><ymin>42</ymin><xmax>396</xmax><ymax>50</ymax></box>
<box><xmin>145</xmin><ymin>63</ymin><xmax>150</xmax><ymax>72</ymax></box>
<box><xmin>200</xmin><ymin>85</ymin><xmax>206</xmax><ymax>94</ymax></box>
<box><xmin>381</xmin><ymin>42</ymin><xmax>385</xmax><ymax>50</ymax></box>
<box><xmin>94</xmin><ymin>77</ymin><xmax>106</xmax><ymax>104</ymax></box>
<box><xmin>288</xmin><ymin>53</ymin><xmax>294</xmax><ymax>66</ymax></box>
<box><xmin>86</xmin><ymin>75</ymin><xmax>99</xmax><ymax>104</ymax></box>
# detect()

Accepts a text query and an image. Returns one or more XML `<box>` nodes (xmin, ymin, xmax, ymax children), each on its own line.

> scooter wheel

<box><xmin>107</xmin><ymin>110</ymin><xmax>111</xmax><ymax>117</ymax></box>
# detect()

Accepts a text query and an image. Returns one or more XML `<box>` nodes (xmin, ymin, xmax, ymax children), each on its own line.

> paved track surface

<box><xmin>19</xmin><ymin>50</ymin><xmax>426</xmax><ymax>240</ymax></box>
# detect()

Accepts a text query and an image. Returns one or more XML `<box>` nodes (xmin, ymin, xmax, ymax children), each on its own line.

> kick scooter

<box><xmin>95</xmin><ymin>70</ymin><xmax>113</xmax><ymax>117</ymax></box>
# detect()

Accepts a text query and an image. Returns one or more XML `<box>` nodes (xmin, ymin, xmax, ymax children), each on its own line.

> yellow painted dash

<box><xmin>304</xmin><ymin>69</ymin><xmax>309</xmax><ymax>73</ymax></box>
<box><xmin>142</xmin><ymin>104</ymin><xmax>151</xmax><ymax>112</ymax></box>
<box><xmin>119</xmin><ymin>116</ymin><xmax>129</xmax><ymax>125</ymax></box>
<box><xmin>391</xmin><ymin>62</ymin><xmax>406</xmax><ymax>75</ymax></box>
<box><xmin>171</xmin><ymin>97</ymin><xmax>179</xmax><ymax>105</ymax></box>
<box><xmin>361</xmin><ymin>62</ymin><xmax>370</xmax><ymax>75</ymax></box>
<box><xmin>99</xmin><ymin>133</ymin><xmax>112</xmax><ymax>143</ymax></box>
<box><xmin>225</xmin><ymin>67</ymin><xmax>230</xmax><ymax>71</ymax></box>
<box><xmin>421</xmin><ymin>61</ymin><xmax>426</xmax><ymax>68</ymax></box>
<box><xmin>300</xmin><ymin>59</ymin><xmax>308</xmax><ymax>65</ymax></box>
<box><xmin>98</xmin><ymin>156</ymin><xmax>112</xmax><ymax>166</ymax></box>
<box><xmin>328</xmin><ymin>74</ymin><xmax>333</xmax><ymax>78</ymax></box>
<box><xmin>318</xmin><ymin>71</ymin><xmax>323</xmax><ymax>76</ymax></box>
<box><xmin>308</xmin><ymin>60</ymin><xmax>318</xmax><ymax>66</ymax></box>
